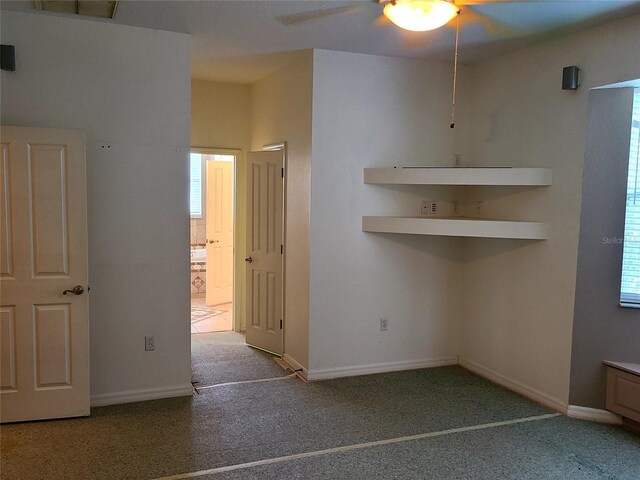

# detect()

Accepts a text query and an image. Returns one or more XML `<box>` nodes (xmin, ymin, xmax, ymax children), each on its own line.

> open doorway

<box><xmin>189</xmin><ymin>146</ymin><xmax>291</xmax><ymax>388</ymax></box>
<box><xmin>190</xmin><ymin>149</ymin><xmax>236</xmax><ymax>334</ymax></box>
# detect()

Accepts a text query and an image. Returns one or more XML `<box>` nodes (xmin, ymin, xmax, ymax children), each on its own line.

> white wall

<box><xmin>460</xmin><ymin>13</ymin><xmax>640</xmax><ymax>410</ymax></box>
<box><xmin>251</xmin><ymin>52</ymin><xmax>313</xmax><ymax>370</ymax></box>
<box><xmin>308</xmin><ymin>50</ymin><xmax>468</xmax><ymax>378</ymax></box>
<box><xmin>191</xmin><ymin>80</ymin><xmax>251</xmax><ymax>330</ymax></box>
<box><xmin>1</xmin><ymin>12</ymin><xmax>192</xmax><ymax>403</ymax></box>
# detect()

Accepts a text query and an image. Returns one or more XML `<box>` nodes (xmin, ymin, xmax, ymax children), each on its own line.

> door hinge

<box><xmin>281</xmin><ymin>167</ymin><xmax>284</xmax><ymax>178</ymax></box>
<box><xmin>281</xmin><ymin>244</ymin><xmax>283</xmax><ymax>254</ymax></box>
<box><xmin>280</xmin><ymin>319</ymin><xmax>283</xmax><ymax>329</ymax></box>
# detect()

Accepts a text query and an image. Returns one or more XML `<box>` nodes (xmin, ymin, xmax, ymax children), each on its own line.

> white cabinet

<box><xmin>362</xmin><ymin>167</ymin><xmax>551</xmax><ymax>240</ymax></box>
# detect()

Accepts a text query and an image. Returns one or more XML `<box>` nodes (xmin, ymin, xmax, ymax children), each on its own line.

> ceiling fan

<box><xmin>278</xmin><ymin>0</ymin><xmax>521</xmax><ymax>33</ymax></box>
<box><xmin>278</xmin><ymin>0</ymin><xmax>524</xmax><ymax>128</ymax></box>
<box><xmin>381</xmin><ymin>0</ymin><xmax>462</xmax><ymax>31</ymax></box>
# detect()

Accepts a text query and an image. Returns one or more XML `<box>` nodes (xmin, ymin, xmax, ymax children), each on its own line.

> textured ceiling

<box><xmin>3</xmin><ymin>0</ymin><xmax>640</xmax><ymax>83</ymax></box>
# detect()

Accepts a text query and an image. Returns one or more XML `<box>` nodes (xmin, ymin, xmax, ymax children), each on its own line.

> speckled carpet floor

<box><xmin>191</xmin><ymin>331</ymin><xmax>289</xmax><ymax>387</ymax></box>
<box><xmin>1</xmin><ymin>367</ymin><xmax>639</xmax><ymax>480</ymax></box>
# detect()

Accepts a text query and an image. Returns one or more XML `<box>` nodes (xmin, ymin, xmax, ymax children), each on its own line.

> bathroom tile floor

<box><xmin>191</xmin><ymin>297</ymin><xmax>233</xmax><ymax>333</ymax></box>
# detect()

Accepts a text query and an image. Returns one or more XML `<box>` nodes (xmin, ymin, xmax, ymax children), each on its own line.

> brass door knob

<box><xmin>244</xmin><ymin>257</ymin><xmax>253</xmax><ymax>263</ymax></box>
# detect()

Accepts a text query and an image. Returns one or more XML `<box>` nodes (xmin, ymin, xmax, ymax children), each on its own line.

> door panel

<box><xmin>1</xmin><ymin>143</ymin><xmax>13</xmax><ymax>278</ymax></box>
<box><xmin>266</xmin><ymin>272</ymin><xmax>276</xmax><ymax>332</ymax></box>
<box><xmin>0</xmin><ymin>126</ymin><xmax>89</xmax><ymax>423</ymax></box>
<box><xmin>0</xmin><ymin>306</ymin><xmax>17</xmax><ymax>391</ymax></box>
<box><xmin>251</xmin><ymin>163</ymin><xmax>261</xmax><ymax>251</ymax></box>
<box><xmin>29</xmin><ymin>144</ymin><xmax>69</xmax><ymax>276</ymax></box>
<box><xmin>205</xmin><ymin>159</ymin><xmax>234</xmax><ymax>306</ymax></box>
<box><xmin>245</xmin><ymin>150</ymin><xmax>283</xmax><ymax>355</ymax></box>
<box><xmin>251</xmin><ymin>270</ymin><xmax>261</xmax><ymax>328</ymax></box>
<box><xmin>34</xmin><ymin>304</ymin><xmax>72</xmax><ymax>388</ymax></box>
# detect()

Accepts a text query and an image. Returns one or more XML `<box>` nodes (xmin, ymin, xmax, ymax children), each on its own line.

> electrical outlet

<box><xmin>380</xmin><ymin>318</ymin><xmax>388</xmax><ymax>331</ymax></box>
<box><xmin>145</xmin><ymin>336</ymin><xmax>155</xmax><ymax>351</ymax></box>
<box><xmin>421</xmin><ymin>200</ymin><xmax>438</xmax><ymax>216</ymax></box>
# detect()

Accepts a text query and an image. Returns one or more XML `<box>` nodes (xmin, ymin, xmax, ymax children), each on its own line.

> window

<box><xmin>620</xmin><ymin>88</ymin><xmax>640</xmax><ymax>306</ymax></box>
<box><xmin>190</xmin><ymin>153</ymin><xmax>204</xmax><ymax>218</ymax></box>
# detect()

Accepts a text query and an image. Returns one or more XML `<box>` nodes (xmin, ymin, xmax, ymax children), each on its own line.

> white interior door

<box><xmin>0</xmin><ymin>126</ymin><xmax>89</xmax><ymax>423</ymax></box>
<box><xmin>205</xmin><ymin>159</ymin><xmax>234</xmax><ymax>306</ymax></box>
<box><xmin>245</xmin><ymin>150</ymin><xmax>283</xmax><ymax>355</ymax></box>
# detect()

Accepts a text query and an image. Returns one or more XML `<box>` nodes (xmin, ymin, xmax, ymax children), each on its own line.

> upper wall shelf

<box><xmin>364</xmin><ymin>167</ymin><xmax>552</xmax><ymax>186</ymax></box>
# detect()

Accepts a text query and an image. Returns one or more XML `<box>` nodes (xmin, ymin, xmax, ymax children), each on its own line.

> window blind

<box><xmin>190</xmin><ymin>153</ymin><xmax>203</xmax><ymax>218</ymax></box>
<box><xmin>620</xmin><ymin>88</ymin><xmax>640</xmax><ymax>305</ymax></box>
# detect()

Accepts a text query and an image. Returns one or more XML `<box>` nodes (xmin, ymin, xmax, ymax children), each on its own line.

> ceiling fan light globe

<box><xmin>383</xmin><ymin>0</ymin><xmax>459</xmax><ymax>32</ymax></box>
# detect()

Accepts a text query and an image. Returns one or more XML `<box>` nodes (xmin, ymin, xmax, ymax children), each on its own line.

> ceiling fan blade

<box><xmin>277</xmin><ymin>6</ymin><xmax>361</xmax><ymax>26</ymax></box>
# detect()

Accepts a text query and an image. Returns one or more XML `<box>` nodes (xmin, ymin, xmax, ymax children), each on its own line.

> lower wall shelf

<box><xmin>362</xmin><ymin>216</ymin><xmax>548</xmax><ymax>240</ymax></box>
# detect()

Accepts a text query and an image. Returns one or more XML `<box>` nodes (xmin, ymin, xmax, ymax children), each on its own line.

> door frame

<box><xmin>190</xmin><ymin>146</ymin><xmax>242</xmax><ymax>332</ymax></box>
<box><xmin>262</xmin><ymin>142</ymin><xmax>287</xmax><ymax>356</ymax></box>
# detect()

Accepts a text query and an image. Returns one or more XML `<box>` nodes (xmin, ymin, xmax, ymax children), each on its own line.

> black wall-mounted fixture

<box><xmin>562</xmin><ymin>66</ymin><xmax>581</xmax><ymax>90</ymax></box>
<box><xmin>1</xmin><ymin>45</ymin><xmax>16</xmax><ymax>72</ymax></box>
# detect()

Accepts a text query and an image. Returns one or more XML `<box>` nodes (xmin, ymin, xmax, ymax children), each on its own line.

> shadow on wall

<box><xmin>366</xmin><ymin>232</ymin><xmax>465</xmax><ymax>264</ymax></box>
<box><xmin>462</xmin><ymin>238</ymin><xmax>545</xmax><ymax>263</ymax></box>
<box><xmin>569</xmin><ymin>86</ymin><xmax>640</xmax><ymax>409</ymax></box>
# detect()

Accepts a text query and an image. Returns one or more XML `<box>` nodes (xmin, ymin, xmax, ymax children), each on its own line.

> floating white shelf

<box><xmin>362</xmin><ymin>216</ymin><xmax>549</xmax><ymax>240</ymax></box>
<box><xmin>364</xmin><ymin>167</ymin><xmax>552</xmax><ymax>186</ymax></box>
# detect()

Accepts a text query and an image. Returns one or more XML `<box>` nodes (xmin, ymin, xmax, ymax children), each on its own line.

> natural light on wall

<box><xmin>383</xmin><ymin>0</ymin><xmax>459</xmax><ymax>32</ymax></box>
<box><xmin>190</xmin><ymin>153</ymin><xmax>203</xmax><ymax>218</ymax></box>
<box><xmin>620</xmin><ymin>88</ymin><xmax>640</xmax><ymax>306</ymax></box>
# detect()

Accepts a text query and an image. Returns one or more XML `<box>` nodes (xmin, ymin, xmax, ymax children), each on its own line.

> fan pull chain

<box><xmin>450</xmin><ymin>13</ymin><xmax>460</xmax><ymax>129</ymax></box>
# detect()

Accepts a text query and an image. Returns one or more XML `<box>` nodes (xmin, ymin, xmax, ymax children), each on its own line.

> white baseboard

<box><xmin>459</xmin><ymin>357</ymin><xmax>568</xmax><ymax>414</ymax></box>
<box><xmin>282</xmin><ymin>353</ymin><xmax>308</xmax><ymax>381</ymax></box>
<box><xmin>308</xmin><ymin>356</ymin><xmax>459</xmax><ymax>381</ymax></box>
<box><xmin>566</xmin><ymin>405</ymin><xmax>623</xmax><ymax>424</ymax></box>
<box><xmin>91</xmin><ymin>384</ymin><xmax>193</xmax><ymax>407</ymax></box>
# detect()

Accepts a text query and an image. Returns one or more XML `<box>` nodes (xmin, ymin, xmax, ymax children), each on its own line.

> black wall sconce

<box><xmin>562</xmin><ymin>66</ymin><xmax>581</xmax><ymax>90</ymax></box>
<box><xmin>1</xmin><ymin>45</ymin><xmax>16</xmax><ymax>72</ymax></box>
